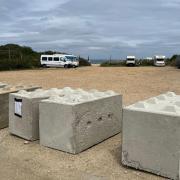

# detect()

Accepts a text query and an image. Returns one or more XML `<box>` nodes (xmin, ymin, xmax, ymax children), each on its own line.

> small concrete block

<box><xmin>9</xmin><ymin>88</ymin><xmax>61</xmax><ymax>140</ymax></box>
<box><xmin>122</xmin><ymin>92</ymin><xmax>180</xmax><ymax>180</ymax></box>
<box><xmin>39</xmin><ymin>88</ymin><xmax>122</xmax><ymax>154</ymax></box>
<box><xmin>0</xmin><ymin>83</ymin><xmax>40</xmax><ymax>130</ymax></box>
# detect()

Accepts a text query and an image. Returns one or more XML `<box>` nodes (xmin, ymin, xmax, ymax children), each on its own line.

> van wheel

<box><xmin>64</xmin><ymin>64</ymin><xmax>69</xmax><ymax>68</ymax></box>
<box><xmin>42</xmin><ymin>64</ymin><xmax>47</xmax><ymax>68</ymax></box>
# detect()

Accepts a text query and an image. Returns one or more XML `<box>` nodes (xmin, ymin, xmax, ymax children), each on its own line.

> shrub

<box><xmin>79</xmin><ymin>57</ymin><xmax>91</xmax><ymax>66</ymax></box>
<box><xmin>166</xmin><ymin>55</ymin><xmax>178</xmax><ymax>66</ymax></box>
<box><xmin>100</xmin><ymin>60</ymin><xmax>126</xmax><ymax>67</ymax></box>
<box><xmin>0</xmin><ymin>44</ymin><xmax>40</xmax><ymax>71</ymax></box>
<box><xmin>138</xmin><ymin>59</ymin><xmax>154</xmax><ymax>66</ymax></box>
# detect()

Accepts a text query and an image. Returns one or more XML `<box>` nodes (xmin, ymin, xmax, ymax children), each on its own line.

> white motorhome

<box><xmin>40</xmin><ymin>54</ymin><xmax>79</xmax><ymax>68</ymax></box>
<box><xmin>154</xmin><ymin>55</ymin><xmax>166</xmax><ymax>67</ymax></box>
<box><xmin>126</xmin><ymin>56</ymin><xmax>136</xmax><ymax>66</ymax></box>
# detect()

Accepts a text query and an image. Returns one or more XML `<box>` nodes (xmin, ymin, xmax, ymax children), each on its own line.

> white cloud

<box><xmin>161</xmin><ymin>0</ymin><xmax>180</xmax><ymax>7</ymax></box>
<box><xmin>88</xmin><ymin>47</ymin><xmax>106</xmax><ymax>50</ymax></box>
<box><xmin>26</xmin><ymin>0</ymin><xmax>70</xmax><ymax>11</ymax></box>
<box><xmin>0</xmin><ymin>32</ymin><xmax>39</xmax><ymax>38</ymax></box>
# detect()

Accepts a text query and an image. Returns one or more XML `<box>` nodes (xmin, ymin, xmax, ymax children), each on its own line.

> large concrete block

<box><xmin>0</xmin><ymin>84</ymin><xmax>40</xmax><ymax>129</ymax></box>
<box><xmin>122</xmin><ymin>92</ymin><xmax>180</xmax><ymax>180</ymax></box>
<box><xmin>39</xmin><ymin>88</ymin><xmax>122</xmax><ymax>154</ymax></box>
<box><xmin>9</xmin><ymin>88</ymin><xmax>59</xmax><ymax>140</ymax></box>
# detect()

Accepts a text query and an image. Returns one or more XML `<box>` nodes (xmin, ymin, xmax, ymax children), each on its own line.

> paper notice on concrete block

<box><xmin>14</xmin><ymin>98</ymin><xmax>22</xmax><ymax>117</ymax></box>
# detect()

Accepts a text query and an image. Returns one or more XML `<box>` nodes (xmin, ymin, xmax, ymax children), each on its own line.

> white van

<box><xmin>154</xmin><ymin>55</ymin><xmax>166</xmax><ymax>67</ymax></box>
<box><xmin>126</xmin><ymin>56</ymin><xmax>136</xmax><ymax>66</ymax></box>
<box><xmin>40</xmin><ymin>54</ymin><xmax>79</xmax><ymax>68</ymax></box>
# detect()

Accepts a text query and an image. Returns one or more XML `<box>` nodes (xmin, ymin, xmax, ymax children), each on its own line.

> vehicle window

<box><xmin>54</xmin><ymin>57</ymin><xmax>59</xmax><ymax>61</ymax></box>
<box><xmin>65</xmin><ymin>56</ymin><xmax>77</xmax><ymax>61</ymax></box>
<box><xmin>42</xmin><ymin>57</ymin><xmax>47</xmax><ymax>61</ymax></box>
<box><xmin>127</xmin><ymin>58</ymin><xmax>135</xmax><ymax>61</ymax></box>
<box><xmin>60</xmin><ymin>57</ymin><xmax>64</xmax><ymax>61</ymax></box>
<box><xmin>48</xmin><ymin>57</ymin><xmax>52</xmax><ymax>61</ymax></box>
<box><xmin>156</xmin><ymin>59</ymin><xmax>164</xmax><ymax>61</ymax></box>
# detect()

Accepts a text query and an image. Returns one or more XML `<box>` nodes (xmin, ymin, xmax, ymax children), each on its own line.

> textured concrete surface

<box><xmin>39</xmin><ymin>87</ymin><xmax>122</xmax><ymax>154</ymax></box>
<box><xmin>122</xmin><ymin>92</ymin><xmax>180</xmax><ymax>180</ymax></box>
<box><xmin>0</xmin><ymin>84</ymin><xmax>40</xmax><ymax>129</ymax></box>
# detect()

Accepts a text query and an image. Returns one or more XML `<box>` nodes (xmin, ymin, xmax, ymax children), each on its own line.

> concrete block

<box><xmin>39</xmin><ymin>87</ymin><xmax>122</xmax><ymax>154</ymax></box>
<box><xmin>9</xmin><ymin>88</ymin><xmax>61</xmax><ymax>140</ymax></box>
<box><xmin>0</xmin><ymin>84</ymin><xmax>40</xmax><ymax>129</ymax></box>
<box><xmin>122</xmin><ymin>92</ymin><xmax>180</xmax><ymax>180</ymax></box>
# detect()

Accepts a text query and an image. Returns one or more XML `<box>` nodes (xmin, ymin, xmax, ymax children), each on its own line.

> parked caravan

<box><xmin>126</xmin><ymin>56</ymin><xmax>136</xmax><ymax>66</ymax></box>
<box><xmin>175</xmin><ymin>55</ymin><xmax>180</xmax><ymax>69</ymax></box>
<box><xmin>154</xmin><ymin>55</ymin><xmax>166</xmax><ymax>67</ymax></box>
<box><xmin>40</xmin><ymin>54</ymin><xmax>79</xmax><ymax>68</ymax></box>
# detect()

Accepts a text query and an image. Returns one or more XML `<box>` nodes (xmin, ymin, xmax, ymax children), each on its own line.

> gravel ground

<box><xmin>0</xmin><ymin>66</ymin><xmax>179</xmax><ymax>180</ymax></box>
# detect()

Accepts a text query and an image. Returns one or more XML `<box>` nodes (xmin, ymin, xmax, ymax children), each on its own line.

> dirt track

<box><xmin>0</xmin><ymin>66</ymin><xmax>179</xmax><ymax>180</ymax></box>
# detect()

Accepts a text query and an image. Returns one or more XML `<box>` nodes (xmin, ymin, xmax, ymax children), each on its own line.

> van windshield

<box><xmin>65</xmin><ymin>56</ymin><xmax>77</xmax><ymax>61</ymax></box>
<box><xmin>127</xmin><ymin>58</ymin><xmax>135</xmax><ymax>61</ymax></box>
<box><xmin>156</xmin><ymin>59</ymin><xmax>164</xmax><ymax>61</ymax></box>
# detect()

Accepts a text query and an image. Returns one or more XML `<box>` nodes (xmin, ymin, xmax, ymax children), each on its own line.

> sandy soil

<box><xmin>0</xmin><ymin>66</ymin><xmax>179</xmax><ymax>180</ymax></box>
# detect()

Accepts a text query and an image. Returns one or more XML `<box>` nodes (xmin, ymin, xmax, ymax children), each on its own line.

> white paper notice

<box><xmin>14</xmin><ymin>99</ymin><xmax>22</xmax><ymax>117</ymax></box>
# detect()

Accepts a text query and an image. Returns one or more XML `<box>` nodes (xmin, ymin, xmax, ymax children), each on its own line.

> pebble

<box><xmin>24</xmin><ymin>141</ymin><xmax>29</xmax><ymax>144</ymax></box>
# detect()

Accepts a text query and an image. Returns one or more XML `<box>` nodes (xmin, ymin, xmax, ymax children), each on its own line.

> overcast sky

<box><xmin>0</xmin><ymin>0</ymin><xmax>180</xmax><ymax>59</ymax></box>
